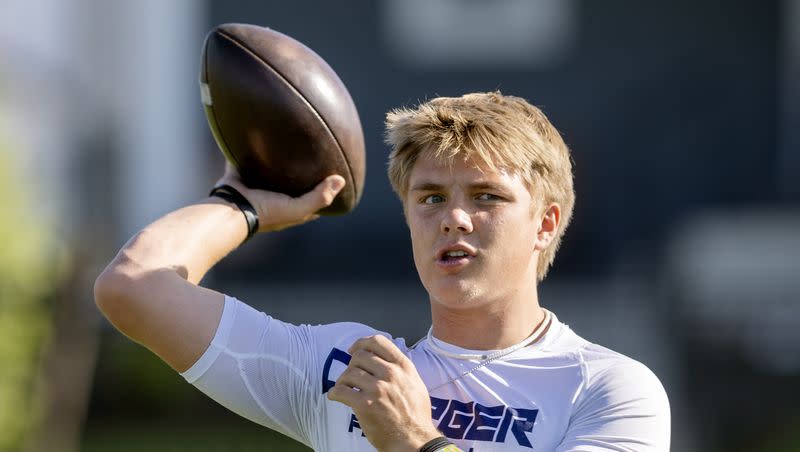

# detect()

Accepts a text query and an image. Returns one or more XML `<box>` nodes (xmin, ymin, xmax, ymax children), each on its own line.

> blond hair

<box><xmin>385</xmin><ymin>91</ymin><xmax>575</xmax><ymax>281</ymax></box>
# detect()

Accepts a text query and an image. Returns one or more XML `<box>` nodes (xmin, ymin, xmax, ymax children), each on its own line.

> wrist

<box><xmin>418</xmin><ymin>436</ymin><xmax>460</xmax><ymax>452</ymax></box>
<box><xmin>407</xmin><ymin>428</ymin><xmax>453</xmax><ymax>452</ymax></box>
<box><xmin>380</xmin><ymin>427</ymin><xmax>443</xmax><ymax>452</ymax></box>
<box><xmin>209</xmin><ymin>184</ymin><xmax>259</xmax><ymax>242</ymax></box>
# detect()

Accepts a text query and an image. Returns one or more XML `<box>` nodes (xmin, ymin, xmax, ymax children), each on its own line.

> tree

<box><xmin>0</xmin><ymin>142</ymin><xmax>63</xmax><ymax>452</ymax></box>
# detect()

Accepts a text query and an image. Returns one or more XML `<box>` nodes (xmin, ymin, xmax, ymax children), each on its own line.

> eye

<box><xmin>422</xmin><ymin>194</ymin><xmax>445</xmax><ymax>204</ymax></box>
<box><xmin>476</xmin><ymin>193</ymin><xmax>501</xmax><ymax>201</ymax></box>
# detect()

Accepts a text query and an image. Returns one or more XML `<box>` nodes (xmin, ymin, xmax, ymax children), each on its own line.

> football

<box><xmin>200</xmin><ymin>23</ymin><xmax>365</xmax><ymax>215</ymax></box>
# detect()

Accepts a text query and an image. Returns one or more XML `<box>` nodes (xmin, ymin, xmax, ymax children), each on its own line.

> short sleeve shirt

<box><xmin>182</xmin><ymin>296</ymin><xmax>670</xmax><ymax>451</ymax></box>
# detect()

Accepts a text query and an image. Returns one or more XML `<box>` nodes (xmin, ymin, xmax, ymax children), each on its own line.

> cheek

<box><xmin>408</xmin><ymin>215</ymin><xmax>424</xmax><ymax>242</ymax></box>
<box><xmin>407</xmin><ymin>217</ymin><xmax>430</xmax><ymax>263</ymax></box>
<box><xmin>484</xmin><ymin>214</ymin><xmax>536</xmax><ymax>256</ymax></box>
<box><xmin>478</xmin><ymin>214</ymin><xmax>509</xmax><ymax>244</ymax></box>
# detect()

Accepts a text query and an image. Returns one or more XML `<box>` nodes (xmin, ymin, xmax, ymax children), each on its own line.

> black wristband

<box><xmin>419</xmin><ymin>436</ymin><xmax>454</xmax><ymax>452</ymax></box>
<box><xmin>209</xmin><ymin>184</ymin><xmax>259</xmax><ymax>242</ymax></box>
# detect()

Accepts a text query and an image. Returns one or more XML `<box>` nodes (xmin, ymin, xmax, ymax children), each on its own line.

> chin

<box><xmin>428</xmin><ymin>281</ymin><xmax>487</xmax><ymax>309</ymax></box>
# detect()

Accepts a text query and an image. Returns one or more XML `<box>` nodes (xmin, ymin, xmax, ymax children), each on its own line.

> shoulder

<box><xmin>539</xmin><ymin>313</ymin><xmax>671</xmax><ymax>449</ymax></box>
<box><xmin>543</xmin><ymin>313</ymin><xmax>668</xmax><ymax>408</ymax></box>
<box><xmin>556</xmin><ymin>345</ymin><xmax>671</xmax><ymax>450</ymax></box>
<box><xmin>569</xmin><ymin>343</ymin><xmax>671</xmax><ymax>446</ymax></box>
<box><xmin>578</xmin><ymin>343</ymin><xmax>669</xmax><ymax>410</ymax></box>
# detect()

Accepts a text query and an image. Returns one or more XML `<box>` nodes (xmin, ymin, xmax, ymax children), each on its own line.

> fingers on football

<box><xmin>294</xmin><ymin>175</ymin><xmax>346</xmax><ymax>214</ymax></box>
<box><xmin>223</xmin><ymin>161</ymin><xmax>237</xmax><ymax>176</ymax></box>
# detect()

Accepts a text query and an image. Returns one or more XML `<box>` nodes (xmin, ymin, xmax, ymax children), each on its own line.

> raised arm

<box><xmin>94</xmin><ymin>164</ymin><xmax>345</xmax><ymax>372</ymax></box>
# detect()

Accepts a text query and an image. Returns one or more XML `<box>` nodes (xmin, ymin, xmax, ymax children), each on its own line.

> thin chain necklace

<box><xmin>426</xmin><ymin>309</ymin><xmax>552</xmax><ymax>391</ymax></box>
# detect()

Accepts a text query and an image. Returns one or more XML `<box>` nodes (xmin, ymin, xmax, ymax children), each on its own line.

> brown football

<box><xmin>200</xmin><ymin>23</ymin><xmax>365</xmax><ymax>215</ymax></box>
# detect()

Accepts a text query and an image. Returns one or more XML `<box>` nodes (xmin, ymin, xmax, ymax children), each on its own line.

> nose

<box><xmin>441</xmin><ymin>207</ymin><xmax>474</xmax><ymax>234</ymax></box>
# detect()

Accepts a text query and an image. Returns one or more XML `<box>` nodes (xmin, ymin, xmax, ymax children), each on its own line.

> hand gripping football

<box><xmin>200</xmin><ymin>23</ymin><xmax>366</xmax><ymax>215</ymax></box>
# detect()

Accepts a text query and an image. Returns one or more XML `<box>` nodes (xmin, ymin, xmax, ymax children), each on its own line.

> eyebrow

<box><xmin>409</xmin><ymin>181</ymin><xmax>509</xmax><ymax>192</ymax></box>
<box><xmin>471</xmin><ymin>182</ymin><xmax>509</xmax><ymax>192</ymax></box>
<box><xmin>409</xmin><ymin>182</ymin><xmax>444</xmax><ymax>192</ymax></box>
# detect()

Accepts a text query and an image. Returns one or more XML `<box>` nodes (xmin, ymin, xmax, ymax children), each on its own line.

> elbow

<box><xmin>94</xmin><ymin>263</ymin><xmax>138</xmax><ymax>331</ymax></box>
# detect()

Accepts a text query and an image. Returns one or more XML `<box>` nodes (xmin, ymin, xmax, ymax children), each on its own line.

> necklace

<box><xmin>426</xmin><ymin>309</ymin><xmax>552</xmax><ymax>391</ymax></box>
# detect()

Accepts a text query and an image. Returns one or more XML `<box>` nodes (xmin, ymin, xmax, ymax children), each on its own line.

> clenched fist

<box><xmin>327</xmin><ymin>335</ymin><xmax>442</xmax><ymax>452</ymax></box>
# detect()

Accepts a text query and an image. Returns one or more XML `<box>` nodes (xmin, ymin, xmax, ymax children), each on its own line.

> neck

<box><xmin>429</xmin><ymin>287</ymin><xmax>545</xmax><ymax>350</ymax></box>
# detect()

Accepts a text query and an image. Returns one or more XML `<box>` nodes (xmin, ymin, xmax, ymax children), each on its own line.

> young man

<box><xmin>95</xmin><ymin>92</ymin><xmax>670</xmax><ymax>451</ymax></box>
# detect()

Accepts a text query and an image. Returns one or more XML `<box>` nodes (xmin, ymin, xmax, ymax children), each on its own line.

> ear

<box><xmin>534</xmin><ymin>203</ymin><xmax>561</xmax><ymax>251</ymax></box>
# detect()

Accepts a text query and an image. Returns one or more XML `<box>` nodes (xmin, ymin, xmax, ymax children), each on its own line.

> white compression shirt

<box><xmin>181</xmin><ymin>296</ymin><xmax>670</xmax><ymax>451</ymax></box>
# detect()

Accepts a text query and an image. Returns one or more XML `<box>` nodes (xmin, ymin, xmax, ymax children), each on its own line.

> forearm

<box><xmin>111</xmin><ymin>198</ymin><xmax>247</xmax><ymax>284</ymax></box>
<box><xmin>94</xmin><ymin>174</ymin><xmax>343</xmax><ymax>372</ymax></box>
<box><xmin>94</xmin><ymin>198</ymin><xmax>246</xmax><ymax>370</ymax></box>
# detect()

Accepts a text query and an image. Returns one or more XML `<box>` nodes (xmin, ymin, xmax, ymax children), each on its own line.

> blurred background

<box><xmin>0</xmin><ymin>0</ymin><xmax>798</xmax><ymax>451</ymax></box>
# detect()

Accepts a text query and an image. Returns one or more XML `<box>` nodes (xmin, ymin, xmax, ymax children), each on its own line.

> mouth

<box><xmin>436</xmin><ymin>244</ymin><xmax>477</xmax><ymax>268</ymax></box>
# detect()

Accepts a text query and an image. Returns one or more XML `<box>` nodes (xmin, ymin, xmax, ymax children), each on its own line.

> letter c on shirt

<box><xmin>322</xmin><ymin>348</ymin><xmax>352</xmax><ymax>394</ymax></box>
